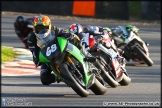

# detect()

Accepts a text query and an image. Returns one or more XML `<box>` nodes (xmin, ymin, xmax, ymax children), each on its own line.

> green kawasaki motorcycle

<box><xmin>35</xmin><ymin>29</ymin><xmax>107</xmax><ymax>97</ymax></box>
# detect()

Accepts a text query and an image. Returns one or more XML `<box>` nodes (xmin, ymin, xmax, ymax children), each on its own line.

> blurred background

<box><xmin>1</xmin><ymin>1</ymin><xmax>161</xmax><ymax>21</ymax></box>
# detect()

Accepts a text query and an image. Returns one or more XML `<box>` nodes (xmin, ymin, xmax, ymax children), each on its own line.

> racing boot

<box><xmin>79</xmin><ymin>41</ymin><xmax>96</xmax><ymax>62</ymax></box>
<box><xmin>145</xmin><ymin>42</ymin><xmax>149</xmax><ymax>46</ymax></box>
<box><xmin>40</xmin><ymin>73</ymin><xmax>57</xmax><ymax>85</ymax></box>
<box><xmin>84</xmin><ymin>52</ymin><xmax>96</xmax><ymax>62</ymax></box>
<box><xmin>117</xmin><ymin>48</ymin><xmax>124</xmax><ymax>55</ymax></box>
<box><xmin>40</xmin><ymin>64</ymin><xmax>57</xmax><ymax>85</ymax></box>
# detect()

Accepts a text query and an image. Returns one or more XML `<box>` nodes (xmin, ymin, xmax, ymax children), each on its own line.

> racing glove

<box><xmin>32</xmin><ymin>51</ymin><xmax>42</xmax><ymax>67</ymax></box>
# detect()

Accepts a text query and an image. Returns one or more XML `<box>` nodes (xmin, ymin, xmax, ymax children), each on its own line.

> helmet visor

<box><xmin>35</xmin><ymin>26</ymin><xmax>49</xmax><ymax>33</ymax></box>
<box><xmin>35</xmin><ymin>29</ymin><xmax>55</xmax><ymax>49</ymax></box>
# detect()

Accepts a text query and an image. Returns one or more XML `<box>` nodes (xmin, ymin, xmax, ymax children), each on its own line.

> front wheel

<box><xmin>93</xmin><ymin>58</ymin><xmax>119</xmax><ymax>88</ymax></box>
<box><xmin>133</xmin><ymin>46</ymin><xmax>154</xmax><ymax>66</ymax></box>
<box><xmin>60</xmin><ymin>63</ymin><xmax>89</xmax><ymax>97</ymax></box>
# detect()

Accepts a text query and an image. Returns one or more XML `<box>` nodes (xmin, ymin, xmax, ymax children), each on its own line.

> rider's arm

<box><xmin>27</xmin><ymin>32</ymin><xmax>42</xmax><ymax>67</ymax></box>
<box><xmin>51</xmin><ymin>26</ymin><xmax>66</xmax><ymax>36</ymax></box>
<box><xmin>53</xmin><ymin>26</ymin><xmax>72</xmax><ymax>38</ymax></box>
<box><xmin>14</xmin><ymin>22</ymin><xmax>24</xmax><ymax>37</ymax></box>
<box><xmin>84</xmin><ymin>26</ymin><xmax>103</xmax><ymax>36</ymax></box>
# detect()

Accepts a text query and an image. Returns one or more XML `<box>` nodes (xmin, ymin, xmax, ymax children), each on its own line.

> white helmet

<box><xmin>69</xmin><ymin>23</ymin><xmax>83</xmax><ymax>34</ymax></box>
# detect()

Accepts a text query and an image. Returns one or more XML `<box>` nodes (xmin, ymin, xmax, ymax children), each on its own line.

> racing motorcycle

<box><xmin>82</xmin><ymin>31</ymin><xmax>131</xmax><ymax>88</ymax></box>
<box><xmin>111</xmin><ymin>26</ymin><xmax>154</xmax><ymax>66</ymax></box>
<box><xmin>35</xmin><ymin>29</ymin><xmax>107</xmax><ymax>97</ymax></box>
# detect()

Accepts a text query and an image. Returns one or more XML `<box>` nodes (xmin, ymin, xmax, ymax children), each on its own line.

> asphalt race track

<box><xmin>1</xmin><ymin>13</ymin><xmax>161</xmax><ymax>107</ymax></box>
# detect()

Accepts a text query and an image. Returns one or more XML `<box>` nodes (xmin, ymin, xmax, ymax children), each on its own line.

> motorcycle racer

<box><xmin>13</xmin><ymin>15</ymin><xmax>37</xmax><ymax>48</ymax></box>
<box><xmin>27</xmin><ymin>15</ymin><xmax>95</xmax><ymax>86</ymax></box>
<box><xmin>111</xmin><ymin>25</ymin><xmax>149</xmax><ymax>46</ymax></box>
<box><xmin>27</xmin><ymin>15</ymin><xmax>74</xmax><ymax>85</ymax></box>
<box><xmin>69</xmin><ymin>24</ymin><xmax>126</xmax><ymax>70</ymax></box>
<box><xmin>111</xmin><ymin>25</ymin><xmax>150</xmax><ymax>64</ymax></box>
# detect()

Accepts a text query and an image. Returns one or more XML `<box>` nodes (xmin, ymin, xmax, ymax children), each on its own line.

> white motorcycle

<box><xmin>111</xmin><ymin>26</ymin><xmax>154</xmax><ymax>66</ymax></box>
<box><xmin>80</xmin><ymin>32</ymin><xmax>131</xmax><ymax>87</ymax></box>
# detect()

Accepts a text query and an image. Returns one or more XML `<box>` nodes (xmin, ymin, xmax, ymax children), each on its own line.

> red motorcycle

<box><xmin>81</xmin><ymin>32</ymin><xmax>131</xmax><ymax>87</ymax></box>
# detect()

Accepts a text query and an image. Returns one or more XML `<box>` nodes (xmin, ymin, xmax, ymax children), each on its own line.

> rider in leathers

<box><xmin>27</xmin><ymin>15</ymin><xmax>78</xmax><ymax>85</ymax></box>
<box><xmin>14</xmin><ymin>15</ymin><xmax>37</xmax><ymax>48</ymax></box>
<box><xmin>68</xmin><ymin>24</ymin><xmax>126</xmax><ymax>69</ymax></box>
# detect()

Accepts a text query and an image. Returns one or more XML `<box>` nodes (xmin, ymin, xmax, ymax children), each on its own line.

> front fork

<box><xmin>54</xmin><ymin>55</ymin><xmax>94</xmax><ymax>87</ymax></box>
<box><xmin>65</xmin><ymin>55</ymin><xmax>83</xmax><ymax>80</ymax></box>
<box><xmin>53</xmin><ymin>55</ymin><xmax>82</xmax><ymax>77</ymax></box>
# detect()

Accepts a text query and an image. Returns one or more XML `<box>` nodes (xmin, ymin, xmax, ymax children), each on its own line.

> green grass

<box><xmin>1</xmin><ymin>46</ymin><xmax>18</xmax><ymax>62</ymax></box>
<box><xmin>128</xmin><ymin>1</ymin><xmax>142</xmax><ymax>19</ymax></box>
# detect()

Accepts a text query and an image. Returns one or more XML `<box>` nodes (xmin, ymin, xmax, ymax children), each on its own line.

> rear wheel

<box><xmin>89</xmin><ymin>75</ymin><xmax>107</xmax><ymax>95</ymax></box>
<box><xmin>133</xmin><ymin>46</ymin><xmax>154</xmax><ymax>66</ymax></box>
<box><xmin>60</xmin><ymin>63</ymin><xmax>89</xmax><ymax>97</ymax></box>
<box><xmin>118</xmin><ymin>72</ymin><xmax>131</xmax><ymax>86</ymax></box>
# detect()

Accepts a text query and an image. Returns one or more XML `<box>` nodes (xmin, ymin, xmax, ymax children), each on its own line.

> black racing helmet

<box><xmin>15</xmin><ymin>15</ymin><xmax>26</xmax><ymax>27</ymax></box>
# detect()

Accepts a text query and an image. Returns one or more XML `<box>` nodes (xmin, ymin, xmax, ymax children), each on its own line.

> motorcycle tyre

<box><xmin>93</xmin><ymin>59</ymin><xmax>119</xmax><ymax>88</ymax></box>
<box><xmin>118</xmin><ymin>72</ymin><xmax>131</xmax><ymax>86</ymax></box>
<box><xmin>60</xmin><ymin>63</ymin><xmax>89</xmax><ymax>97</ymax></box>
<box><xmin>133</xmin><ymin>46</ymin><xmax>154</xmax><ymax>66</ymax></box>
<box><xmin>89</xmin><ymin>76</ymin><xmax>107</xmax><ymax>95</ymax></box>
